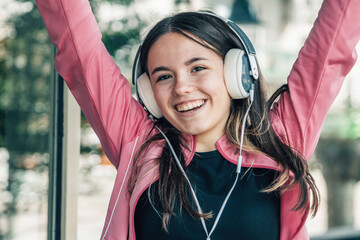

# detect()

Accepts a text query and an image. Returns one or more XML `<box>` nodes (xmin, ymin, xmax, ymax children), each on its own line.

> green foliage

<box><xmin>0</xmin><ymin>0</ymin><xmax>52</xmax><ymax>153</ymax></box>
<box><xmin>322</xmin><ymin>111</ymin><xmax>360</xmax><ymax>139</ymax></box>
<box><xmin>175</xmin><ymin>0</ymin><xmax>190</xmax><ymax>5</ymax></box>
<box><xmin>102</xmin><ymin>18</ymin><xmax>144</xmax><ymax>56</ymax></box>
<box><xmin>90</xmin><ymin>0</ymin><xmax>133</xmax><ymax>7</ymax></box>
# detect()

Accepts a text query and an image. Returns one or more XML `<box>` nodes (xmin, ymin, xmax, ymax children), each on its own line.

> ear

<box><xmin>137</xmin><ymin>73</ymin><xmax>163</xmax><ymax>118</ymax></box>
<box><xmin>223</xmin><ymin>48</ymin><xmax>251</xmax><ymax>99</ymax></box>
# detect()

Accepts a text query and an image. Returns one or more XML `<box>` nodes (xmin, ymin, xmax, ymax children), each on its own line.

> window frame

<box><xmin>47</xmin><ymin>46</ymin><xmax>80</xmax><ymax>240</ymax></box>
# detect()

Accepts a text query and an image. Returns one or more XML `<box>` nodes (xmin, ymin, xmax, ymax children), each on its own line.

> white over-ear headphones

<box><xmin>132</xmin><ymin>13</ymin><xmax>259</xmax><ymax>119</ymax></box>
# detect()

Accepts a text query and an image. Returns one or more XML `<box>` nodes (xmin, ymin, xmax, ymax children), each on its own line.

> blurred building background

<box><xmin>0</xmin><ymin>0</ymin><xmax>359</xmax><ymax>239</ymax></box>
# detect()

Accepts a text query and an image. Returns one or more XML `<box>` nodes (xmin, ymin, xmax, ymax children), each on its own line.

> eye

<box><xmin>191</xmin><ymin>66</ymin><xmax>206</xmax><ymax>73</ymax></box>
<box><xmin>156</xmin><ymin>74</ymin><xmax>172</xmax><ymax>82</ymax></box>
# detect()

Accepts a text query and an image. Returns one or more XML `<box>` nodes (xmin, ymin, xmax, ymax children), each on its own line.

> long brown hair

<box><xmin>128</xmin><ymin>11</ymin><xmax>319</xmax><ymax>230</ymax></box>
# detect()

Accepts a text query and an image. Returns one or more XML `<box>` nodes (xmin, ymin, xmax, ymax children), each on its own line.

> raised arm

<box><xmin>36</xmin><ymin>0</ymin><xmax>148</xmax><ymax>167</ymax></box>
<box><xmin>271</xmin><ymin>0</ymin><xmax>360</xmax><ymax>160</ymax></box>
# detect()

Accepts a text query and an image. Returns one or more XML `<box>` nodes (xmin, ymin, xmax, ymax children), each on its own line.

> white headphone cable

<box><xmin>155</xmin><ymin>125</ymin><xmax>210</xmax><ymax>238</ymax></box>
<box><xmin>154</xmin><ymin>84</ymin><xmax>254</xmax><ymax>240</ymax></box>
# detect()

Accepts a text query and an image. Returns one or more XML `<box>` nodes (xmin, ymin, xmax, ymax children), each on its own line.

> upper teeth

<box><xmin>176</xmin><ymin>100</ymin><xmax>205</xmax><ymax>112</ymax></box>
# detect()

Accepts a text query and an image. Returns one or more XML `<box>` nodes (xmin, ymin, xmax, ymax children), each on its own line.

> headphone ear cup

<box><xmin>137</xmin><ymin>73</ymin><xmax>163</xmax><ymax>118</ymax></box>
<box><xmin>224</xmin><ymin>48</ymin><xmax>251</xmax><ymax>99</ymax></box>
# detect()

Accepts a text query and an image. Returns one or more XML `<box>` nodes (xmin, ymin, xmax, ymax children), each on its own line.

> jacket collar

<box><xmin>183</xmin><ymin>134</ymin><xmax>283</xmax><ymax>172</ymax></box>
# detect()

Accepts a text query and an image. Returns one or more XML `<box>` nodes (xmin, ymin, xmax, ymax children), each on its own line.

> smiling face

<box><xmin>147</xmin><ymin>32</ymin><xmax>232</xmax><ymax>151</ymax></box>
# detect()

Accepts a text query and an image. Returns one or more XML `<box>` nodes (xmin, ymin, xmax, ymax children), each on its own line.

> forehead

<box><xmin>147</xmin><ymin>32</ymin><xmax>219</xmax><ymax>68</ymax></box>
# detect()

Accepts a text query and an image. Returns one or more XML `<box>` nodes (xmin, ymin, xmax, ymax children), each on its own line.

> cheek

<box><xmin>207</xmin><ymin>74</ymin><xmax>228</xmax><ymax>96</ymax></box>
<box><xmin>214</xmin><ymin>80</ymin><xmax>232</xmax><ymax>107</ymax></box>
<box><xmin>153</xmin><ymin>86</ymin><xmax>168</xmax><ymax>109</ymax></box>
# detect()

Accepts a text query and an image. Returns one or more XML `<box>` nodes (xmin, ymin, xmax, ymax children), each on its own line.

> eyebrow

<box><xmin>150</xmin><ymin>57</ymin><xmax>208</xmax><ymax>76</ymax></box>
<box><xmin>151</xmin><ymin>66</ymin><xmax>171</xmax><ymax>76</ymax></box>
<box><xmin>184</xmin><ymin>57</ymin><xmax>207</xmax><ymax>66</ymax></box>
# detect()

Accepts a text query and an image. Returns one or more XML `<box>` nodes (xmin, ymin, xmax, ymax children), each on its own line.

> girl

<box><xmin>35</xmin><ymin>0</ymin><xmax>360</xmax><ymax>239</ymax></box>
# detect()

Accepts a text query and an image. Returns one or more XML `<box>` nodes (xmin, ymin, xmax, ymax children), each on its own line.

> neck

<box><xmin>195</xmin><ymin>133</ymin><xmax>222</xmax><ymax>152</ymax></box>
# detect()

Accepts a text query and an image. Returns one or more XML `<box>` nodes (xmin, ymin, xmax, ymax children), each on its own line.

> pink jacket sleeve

<box><xmin>35</xmin><ymin>0</ymin><xmax>148</xmax><ymax>168</ymax></box>
<box><xmin>271</xmin><ymin>0</ymin><xmax>360</xmax><ymax>160</ymax></box>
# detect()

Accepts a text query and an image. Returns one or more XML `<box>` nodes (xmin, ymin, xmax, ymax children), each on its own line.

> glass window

<box><xmin>0</xmin><ymin>1</ymin><xmax>51</xmax><ymax>239</ymax></box>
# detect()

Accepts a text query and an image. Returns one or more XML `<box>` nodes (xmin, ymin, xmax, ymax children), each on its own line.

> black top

<box><xmin>135</xmin><ymin>150</ymin><xmax>280</xmax><ymax>240</ymax></box>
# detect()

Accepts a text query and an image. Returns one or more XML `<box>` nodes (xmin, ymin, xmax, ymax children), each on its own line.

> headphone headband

<box><xmin>132</xmin><ymin>12</ymin><xmax>258</xmax><ymax>85</ymax></box>
<box><xmin>226</xmin><ymin>20</ymin><xmax>259</xmax><ymax>80</ymax></box>
<box><xmin>132</xmin><ymin>45</ymin><xmax>142</xmax><ymax>86</ymax></box>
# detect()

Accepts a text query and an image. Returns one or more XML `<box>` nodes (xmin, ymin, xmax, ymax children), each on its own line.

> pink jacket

<box><xmin>36</xmin><ymin>0</ymin><xmax>360</xmax><ymax>239</ymax></box>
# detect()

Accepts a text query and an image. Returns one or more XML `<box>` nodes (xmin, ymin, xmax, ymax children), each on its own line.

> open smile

<box><xmin>175</xmin><ymin>99</ymin><xmax>205</xmax><ymax>112</ymax></box>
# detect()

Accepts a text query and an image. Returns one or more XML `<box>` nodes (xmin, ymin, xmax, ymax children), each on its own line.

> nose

<box><xmin>172</xmin><ymin>73</ymin><xmax>194</xmax><ymax>96</ymax></box>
